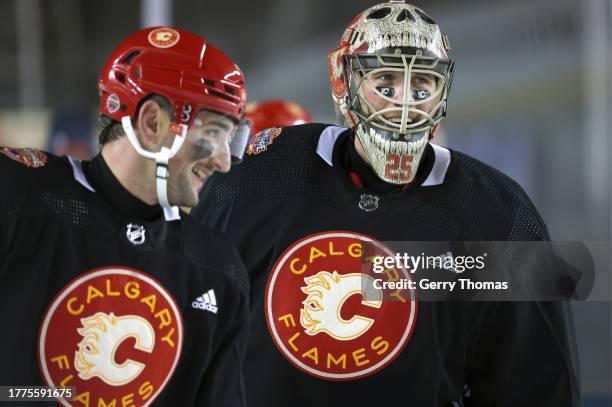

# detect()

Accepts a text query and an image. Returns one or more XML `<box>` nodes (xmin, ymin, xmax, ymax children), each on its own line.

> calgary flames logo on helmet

<box><xmin>265</xmin><ymin>231</ymin><xmax>417</xmax><ymax>381</ymax></box>
<box><xmin>38</xmin><ymin>267</ymin><xmax>183</xmax><ymax>406</ymax></box>
<box><xmin>147</xmin><ymin>27</ymin><xmax>180</xmax><ymax>48</ymax></box>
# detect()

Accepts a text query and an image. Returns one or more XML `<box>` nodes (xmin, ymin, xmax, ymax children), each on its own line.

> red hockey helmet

<box><xmin>245</xmin><ymin>99</ymin><xmax>312</xmax><ymax>135</ymax></box>
<box><xmin>99</xmin><ymin>27</ymin><xmax>246</xmax><ymax>127</ymax></box>
<box><xmin>98</xmin><ymin>27</ymin><xmax>249</xmax><ymax>209</ymax></box>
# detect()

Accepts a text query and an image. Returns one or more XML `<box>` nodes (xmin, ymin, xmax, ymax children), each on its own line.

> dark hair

<box><xmin>97</xmin><ymin>94</ymin><xmax>173</xmax><ymax>146</ymax></box>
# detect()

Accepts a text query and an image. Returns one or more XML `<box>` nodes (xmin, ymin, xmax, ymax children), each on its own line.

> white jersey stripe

<box><xmin>208</xmin><ymin>289</ymin><xmax>217</xmax><ymax>306</ymax></box>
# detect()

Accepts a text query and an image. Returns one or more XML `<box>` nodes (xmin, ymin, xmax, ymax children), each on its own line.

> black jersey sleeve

<box><xmin>465</xmin><ymin>301</ymin><xmax>581</xmax><ymax>407</ymax></box>
<box><xmin>0</xmin><ymin>149</ymin><xmax>40</xmax><ymax>272</ymax></box>
<box><xmin>461</xmin><ymin>174</ymin><xmax>581</xmax><ymax>406</ymax></box>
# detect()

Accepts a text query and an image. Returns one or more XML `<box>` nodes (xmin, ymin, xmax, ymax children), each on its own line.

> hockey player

<box><xmin>0</xmin><ymin>28</ymin><xmax>250</xmax><ymax>406</ymax></box>
<box><xmin>193</xmin><ymin>2</ymin><xmax>580</xmax><ymax>406</ymax></box>
<box><xmin>245</xmin><ymin>99</ymin><xmax>312</xmax><ymax>135</ymax></box>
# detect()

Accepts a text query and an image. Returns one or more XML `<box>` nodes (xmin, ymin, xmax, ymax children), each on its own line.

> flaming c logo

<box><xmin>301</xmin><ymin>271</ymin><xmax>382</xmax><ymax>340</ymax></box>
<box><xmin>265</xmin><ymin>231</ymin><xmax>417</xmax><ymax>381</ymax></box>
<box><xmin>147</xmin><ymin>28</ymin><xmax>180</xmax><ymax>48</ymax></box>
<box><xmin>74</xmin><ymin>313</ymin><xmax>155</xmax><ymax>386</ymax></box>
<box><xmin>39</xmin><ymin>267</ymin><xmax>183</xmax><ymax>406</ymax></box>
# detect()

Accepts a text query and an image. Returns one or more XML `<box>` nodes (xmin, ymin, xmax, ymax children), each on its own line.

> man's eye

<box><xmin>413</xmin><ymin>89</ymin><xmax>431</xmax><ymax>101</ymax></box>
<box><xmin>376</xmin><ymin>86</ymin><xmax>395</xmax><ymax>97</ymax></box>
<box><xmin>204</xmin><ymin>127</ymin><xmax>221</xmax><ymax>137</ymax></box>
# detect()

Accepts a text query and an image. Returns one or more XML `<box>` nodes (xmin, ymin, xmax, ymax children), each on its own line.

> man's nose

<box><xmin>389</xmin><ymin>84</ymin><xmax>414</xmax><ymax>105</ymax></box>
<box><xmin>209</xmin><ymin>147</ymin><xmax>231</xmax><ymax>173</ymax></box>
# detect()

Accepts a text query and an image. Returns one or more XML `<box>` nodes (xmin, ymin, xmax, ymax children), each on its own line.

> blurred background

<box><xmin>0</xmin><ymin>0</ymin><xmax>610</xmax><ymax>404</ymax></box>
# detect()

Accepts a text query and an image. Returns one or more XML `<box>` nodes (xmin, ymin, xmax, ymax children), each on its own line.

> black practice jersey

<box><xmin>193</xmin><ymin>124</ymin><xmax>581</xmax><ymax>407</ymax></box>
<box><xmin>0</xmin><ymin>148</ymin><xmax>249</xmax><ymax>407</ymax></box>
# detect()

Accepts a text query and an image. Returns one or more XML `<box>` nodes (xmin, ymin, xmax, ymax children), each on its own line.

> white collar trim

<box><xmin>316</xmin><ymin>125</ymin><xmax>347</xmax><ymax>166</ymax></box>
<box><xmin>315</xmin><ymin>128</ymin><xmax>450</xmax><ymax>186</ymax></box>
<box><xmin>68</xmin><ymin>156</ymin><xmax>95</xmax><ymax>192</ymax></box>
<box><xmin>422</xmin><ymin>143</ymin><xmax>451</xmax><ymax>187</ymax></box>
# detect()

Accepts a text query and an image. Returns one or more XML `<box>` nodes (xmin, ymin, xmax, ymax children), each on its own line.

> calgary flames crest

<box><xmin>38</xmin><ymin>267</ymin><xmax>183</xmax><ymax>406</ymax></box>
<box><xmin>265</xmin><ymin>231</ymin><xmax>417</xmax><ymax>381</ymax></box>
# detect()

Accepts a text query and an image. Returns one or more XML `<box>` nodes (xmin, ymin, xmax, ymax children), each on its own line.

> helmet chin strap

<box><xmin>121</xmin><ymin>116</ymin><xmax>188</xmax><ymax>208</ymax></box>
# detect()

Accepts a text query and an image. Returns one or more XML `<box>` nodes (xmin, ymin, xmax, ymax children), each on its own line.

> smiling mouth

<box><xmin>385</xmin><ymin>117</ymin><xmax>412</xmax><ymax>125</ymax></box>
<box><xmin>192</xmin><ymin>167</ymin><xmax>211</xmax><ymax>182</ymax></box>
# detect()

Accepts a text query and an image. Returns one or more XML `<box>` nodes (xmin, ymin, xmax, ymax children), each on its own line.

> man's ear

<box><xmin>135</xmin><ymin>100</ymin><xmax>170</xmax><ymax>150</ymax></box>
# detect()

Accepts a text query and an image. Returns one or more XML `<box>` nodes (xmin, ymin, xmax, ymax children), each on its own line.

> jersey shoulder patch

<box><xmin>0</xmin><ymin>147</ymin><xmax>48</xmax><ymax>168</ymax></box>
<box><xmin>246</xmin><ymin>127</ymin><xmax>282</xmax><ymax>156</ymax></box>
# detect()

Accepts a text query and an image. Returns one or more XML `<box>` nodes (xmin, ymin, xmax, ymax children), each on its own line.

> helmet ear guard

<box><xmin>327</xmin><ymin>2</ymin><xmax>454</xmax><ymax>184</ymax></box>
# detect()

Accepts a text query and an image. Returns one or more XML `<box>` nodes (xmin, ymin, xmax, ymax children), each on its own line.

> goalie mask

<box><xmin>328</xmin><ymin>1</ymin><xmax>454</xmax><ymax>184</ymax></box>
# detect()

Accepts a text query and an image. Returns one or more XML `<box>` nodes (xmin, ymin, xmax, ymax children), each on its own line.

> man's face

<box><xmin>167</xmin><ymin>110</ymin><xmax>235</xmax><ymax>207</ymax></box>
<box><xmin>359</xmin><ymin>69</ymin><xmax>441</xmax><ymax>126</ymax></box>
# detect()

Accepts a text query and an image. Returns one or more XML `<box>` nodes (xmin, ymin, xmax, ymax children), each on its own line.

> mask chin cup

<box><xmin>356</xmin><ymin>123</ymin><xmax>430</xmax><ymax>185</ymax></box>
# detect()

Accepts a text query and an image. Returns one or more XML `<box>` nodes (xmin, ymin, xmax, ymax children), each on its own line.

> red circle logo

<box><xmin>265</xmin><ymin>231</ymin><xmax>417</xmax><ymax>381</ymax></box>
<box><xmin>328</xmin><ymin>46</ymin><xmax>348</xmax><ymax>99</ymax></box>
<box><xmin>147</xmin><ymin>28</ymin><xmax>180</xmax><ymax>48</ymax></box>
<box><xmin>38</xmin><ymin>267</ymin><xmax>184</xmax><ymax>406</ymax></box>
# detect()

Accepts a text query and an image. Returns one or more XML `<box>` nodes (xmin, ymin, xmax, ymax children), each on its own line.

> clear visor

<box><xmin>182</xmin><ymin>116</ymin><xmax>251</xmax><ymax>164</ymax></box>
<box><xmin>347</xmin><ymin>54</ymin><xmax>450</xmax><ymax>135</ymax></box>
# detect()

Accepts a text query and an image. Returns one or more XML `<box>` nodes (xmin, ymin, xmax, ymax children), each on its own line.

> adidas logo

<box><xmin>192</xmin><ymin>289</ymin><xmax>218</xmax><ymax>314</ymax></box>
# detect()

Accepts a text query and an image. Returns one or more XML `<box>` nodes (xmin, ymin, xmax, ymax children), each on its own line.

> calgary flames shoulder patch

<box><xmin>38</xmin><ymin>267</ymin><xmax>183</xmax><ymax>406</ymax></box>
<box><xmin>0</xmin><ymin>147</ymin><xmax>47</xmax><ymax>168</ymax></box>
<box><xmin>246</xmin><ymin>127</ymin><xmax>282</xmax><ymax>156</ymax></box>
<box><xmin>265</xmin><ymin>231</ymin><xmax>418</xmax><ymax>381</ymax></box>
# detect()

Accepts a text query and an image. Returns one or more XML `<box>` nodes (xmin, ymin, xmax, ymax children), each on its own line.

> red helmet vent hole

<box><xmin>121</xmin><ymin>51</ymin><xmax>140</xmax><ymax>65</ymax></box>
<box><xmin>208</xmin><ymin>89</ymin><xmax>234</xmax><ymax>103</ymax></box>
<box><xmin>204</xmin><ymin>79</ymin><xmax>215</xmax><ymax>87</ymax></box>
<box><xmin>116</xmin><ymin>73</ymin><xmax>126</xmax><ymax>84</ymax></box>
<box><xmin>224</xmin><ymin>86</ymin><xmax>235</xmax><ymax>96</ymax></box>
